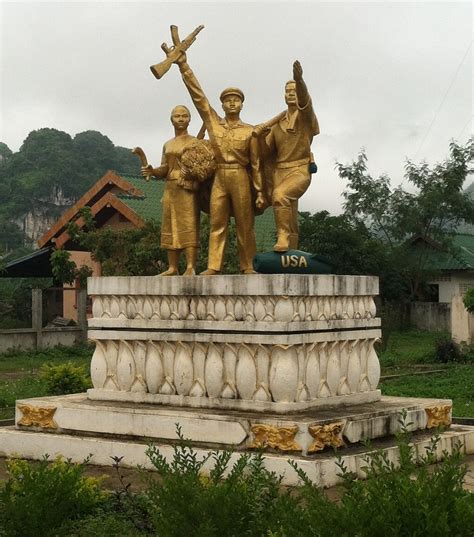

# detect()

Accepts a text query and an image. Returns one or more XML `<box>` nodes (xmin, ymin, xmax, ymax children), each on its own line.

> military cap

<box><xmin>219</xmin><ymin>87</ymin><xmax>245</xmax><ymax>102</ymax></box>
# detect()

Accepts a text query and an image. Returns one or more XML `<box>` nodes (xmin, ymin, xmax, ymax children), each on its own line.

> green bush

<box><xmin>1</xmin><ymin>421</ymin><xmax>473</xmax><ymax>536</ymax></box>
<box><xmin>463</xmin><ymin>287</ymin><xmax>474</xmax><ymax>313</ymax></box>
<box><xmin>0</xmin><ymin>456</ymin><xmax>107</xmax><ymax>537</ymax></box>
<box><xmin>57</xmin><ymin>512</ymin><xmax>145</xmax><ymax>536</ymax></box>
<box><xmin>144</xmin><ymin>428</ymin><xmax>298</xmax><ymax>537</ymax></box>
<box><xmin>435</xmin><ymin>336</ymin><xmax>462</xmax><ymax>363</ymax></box>
<box><xmin>140</xmin><ymin>422</ymin><xmax>474</xmax><ymax>537</ymax></box>
<box><xmin>294</xmin><ymin>417</ymin><xmax>474</xmax><ymax>537</ymax></box>
<box><xmin>459</xmin><ymin>343</ymin><xmax>474</xmax><ymax>363</ymax></box>
<box><xmin>39</xmin><ymin>361</ymin><xmax>91</xmax><ymax>395</ymax></box>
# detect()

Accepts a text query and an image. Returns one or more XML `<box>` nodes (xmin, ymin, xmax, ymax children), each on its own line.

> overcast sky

<box><xmin>1</xmin><ymin>1</ymin><xmax>472</xmax><ymax>213</ymax></box>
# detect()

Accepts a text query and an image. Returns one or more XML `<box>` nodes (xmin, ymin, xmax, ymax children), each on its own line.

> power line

<box><xmin>456</xmin><ymin>115</ymin><xmax>473</xmax><ymax>142</ymax></box>
<box><xmin>414</xmin><ymin>39</ymin><xmax>472</xmax><ymax>160</ymax></box>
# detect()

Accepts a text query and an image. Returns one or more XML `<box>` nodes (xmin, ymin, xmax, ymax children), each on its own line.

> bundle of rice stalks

<box><xmin>179</xmin><ymin>140</ymin><xmax>217</xmax><ymax>183</ymax></box>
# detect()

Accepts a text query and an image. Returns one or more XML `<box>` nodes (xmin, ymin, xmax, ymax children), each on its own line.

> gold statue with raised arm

<box><xmin>141</xmin><ymin>105</ymin><xmax>200</xmax><ymax>276</ymax></box>
<box><xmin>152</xmin><ymin>26</ymin><xmax>265</xmax><ymax>275</ymax></box>
<box><xmin>257</xmin><ymin>61</ymin><xmax>320</xmax><ymax>251</ymax></box>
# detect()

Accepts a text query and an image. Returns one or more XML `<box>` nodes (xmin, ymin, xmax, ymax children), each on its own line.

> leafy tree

<box><xmin>73</xmin><ymin>131</ymin><xmax>116</xmax><ymax>189</ymax></box>
<box><xmin>49</xmin><ymin>207</ymin><xmax>240</xmax><ymax>280</ymax></box>
<box><xmin>463</xmin><ymin>288</ymin><xmax>474</xmax><ymax>313</ymax></box>
<box><xmin>76</xmin><ymin>222</ymin><xmax>166</xmax><ymax>277</ymax></box>
<box><xmin>0</xmin><ymin>277</ymin><xmax>51</xmax><ymax>328</ymax></box>
<box><xmin>0</xmin><ymin>221</ymin><xmax>27</xmax><ymax>252</ymax></box>
<box><xmin>114</xmin><ymin>145</ymin><xmax>143</xmax><ymax>175</ymax></box>
<box><xmin>0</xmin><ymin>127</ymin><xmax>140</xmax><ymax>251</ymax></box>
<box><xmin>0</xmin><ymin>142</ymin><xmax>12</xmax><ymax>162</ymax></box>
<box><xmin>336</xmin><ymin>140</ymin><xmax>474</xmax><ymax>301</ymax></box>
<box><xmin>299</xmin><ymin>211</ymin><xmax>386</xmax><ymax>275</ymax></box>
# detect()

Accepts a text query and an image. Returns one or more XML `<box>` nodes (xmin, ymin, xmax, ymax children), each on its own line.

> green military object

<box><xmin>253</xmin><ymin>249</ymin><xmax>333</xmax><ymax>274</ymax></box>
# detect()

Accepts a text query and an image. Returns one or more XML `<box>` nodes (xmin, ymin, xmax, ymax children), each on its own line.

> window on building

<box><xmin>459</xmin><ymin>283</ymin><xmax>474</xmax><ymax>295</ymax></box>
<box><xmin>432</xmin><ymin>274</ymin><xmax>451</xmax><ymax>282</ymax></box>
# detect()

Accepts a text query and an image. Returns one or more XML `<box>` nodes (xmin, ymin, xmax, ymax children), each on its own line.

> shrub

<box><xmin>326</xmin><ymin>418</ymin><xmax>474</xmax><ymax>537</ymax></box>
<box><xmin>0</xmin><ymin>456</ymin><xmax>107</xmax><ymax>537</ymax></box>
<box><xmin>39</xmin><ymin>361</ymin><xmax>91</xmax><ymax>395</ymax></box>
<box><xmin>463</xmin><ymin>287</ymin><xmax>474</xmax><ymax>313</ymax></box>
<box><xmin>140</xmin><ymin>421</ymin><xmax>474</xmax><ymax>537</ymax></box>
<box><xmin>459</xmin><ymin>343</ymin><xmax>474</xmax><ymax>363</ymax></box>
<box><xmin>434</xmin><ymin>336</ymin><xmax>462</xmax><ymax>363</ymax></box>
<box><xmin>57</xmin><ymin>512</ymin><xmax>145</xmax><ymax>536</ymax></box>
<box><xmin>143</xmin><ymin>426</ymin><xmax>300</xmax><ymax>537</ymax></box>
<box><xmin>1</xmin><ymin>420</ymin><xmax>473</xmax><ymax>536</ymax></box>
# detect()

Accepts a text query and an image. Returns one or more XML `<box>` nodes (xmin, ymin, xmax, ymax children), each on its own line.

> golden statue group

<box><xmin>140</xmin><ymin>25</ymin><xmax>319</xmax><ymax>276</ymax></box>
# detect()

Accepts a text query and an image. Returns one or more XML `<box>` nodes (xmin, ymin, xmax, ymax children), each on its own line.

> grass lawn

<box><xmin>379</xmin><ymin>329</ymin><xmax>447</xmax><ymax>367</ymax></box>
<box><xmin>381</xmin><ymin>365</ymin><xmax>473</xmax><ymax>417</ymax></box>
<box><xmin>0</xmin><ymin>344</ymin><xmax>93</xmax><ymax>420</ymax></box>
<box><xmin>379</xmin><ymin>330</ymin><xmax>473</xmax><ymax>418</ymax></box>
<box><xmin>0</xmin><ymin>344</ymin><xmax>92</xmax><ymax>374</ymax></box>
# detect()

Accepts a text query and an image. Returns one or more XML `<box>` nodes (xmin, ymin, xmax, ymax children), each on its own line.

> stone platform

<box><xmin>87</xmin><ymin>274</ymin><xmax>382</xmax><ymax>412</ymax></box>
<box><xmin>3</xmin><ymin>273</ymin><xmax>472</xmax><ymax>486</ymax></box>
<box><xmin>0</xmin><ymin>393</ymin><xmax>472</xmax><ymax>487</ymax></box>
<box><xmin>8</xmin><ymin>394</ymin><xmax>456</xmax><ymax>455</ymax></box>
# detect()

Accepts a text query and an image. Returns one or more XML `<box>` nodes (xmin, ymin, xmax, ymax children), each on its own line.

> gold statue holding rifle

<box><xmin>151</xmin><ymin>25</ymin><xmax>265</xmax><ymax>275</ymax></box>
<box><xmin>150</xmin><ymin>25</ymin><xmax>204</xmax><ymax>80</ymax></box>
<box><xmin>256</xmin><ymin>61</ymin><xmax>320</xmax><ymax>252</ymax></box>
<box><xmin>145</xmin><ymin>25</ymin><xmax>319</xmax><ymax>273</ymax></box>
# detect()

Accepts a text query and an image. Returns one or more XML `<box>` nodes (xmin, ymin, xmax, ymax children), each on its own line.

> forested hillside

<box><xmin>0</xmin><ymin>128</ymin><xmax>140</xmax><ymax>256</ymax></box>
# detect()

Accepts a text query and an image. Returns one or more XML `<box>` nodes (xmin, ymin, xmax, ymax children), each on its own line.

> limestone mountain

<box><xmin>0</xmin><ymin>128</ymin><xmax>139</xmax><ymax>253</ymax></box>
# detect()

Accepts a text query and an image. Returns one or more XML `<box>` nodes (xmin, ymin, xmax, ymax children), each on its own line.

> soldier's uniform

<box><xmin>179</xmin><ymin>64</ymin><xmax>263</xmax><ymax>272</ymax></box>
<box><xmin>266</xmin><ymin>98</ymin><xmax>319</xmax><ymax>250</ymax></box>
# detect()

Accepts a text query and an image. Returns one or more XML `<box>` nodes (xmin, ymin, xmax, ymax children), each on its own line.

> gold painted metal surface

<box><xmin>249</xmin><ymin>424</ymin><xmax>301</xmax><ymax>451</ymax></box>
<box><xmin>148</xmin><ymin>26</ymin><xmax>321</xmax><ymax>270</ymax></box>
<box><xmin>141</xmin><ymin>105</ymin><xmax>200</xmax><ymax>276</ymax></box>
<box><xmin>177</xmin><ymin>61</ymin><xmax>264</xmax><ymax>273</ymax></box>
<box><xmin>257</xmin><ymin>61</ymin><xmax>320</xmax><ymax>252</ymax></box>
<box><xmin>426</xmin><ymin>405</ymin><xmax>452</xmax><ymax>429</ymax></box>
<box><xmin>17</xmin><ymin>404</ymin><xmax>57</xmax><ymax>429</ymax></box>
<box><xmin>151</xmin><ymin>25</ymin><xmax>265</xmax><ymax>273</ymax></box>
<box><xmin>308</xmin><ymin>422</ymin><xmax>345</xmax><ymax>453</ymax></box>
<box><xmin>150</xmin><ymin>25</ymin><xmax>204</xmax><ymax>80</ymax></box>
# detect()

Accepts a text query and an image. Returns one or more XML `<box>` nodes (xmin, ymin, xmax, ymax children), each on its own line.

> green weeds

<box><xmin>0</xmin><ymin>421</ymin><xmax>472</xmax><ymax>537</ymax></box>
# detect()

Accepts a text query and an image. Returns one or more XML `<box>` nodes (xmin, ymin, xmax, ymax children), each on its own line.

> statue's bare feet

<box><xmin>183</xmin><ymin>267</ymin><xmax>196</xmax><ymax>276</ymax></box>
<box><xmin>159</xmin><ymin>268</ymin><xmax>179</xmax><ymax>276</ymax></box>
<box><xmin>200</xmin><ymin>269</ymin><xmax>220</xmax><ymax>275</ymax></box>
<box><xmin>241</xmin><ymin>269</ymin><xmax>257</xmax><ymax>274</ymax></box>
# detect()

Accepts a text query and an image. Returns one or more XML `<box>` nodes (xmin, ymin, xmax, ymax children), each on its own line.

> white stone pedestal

<box><xmin>2</xmin><ymin>273</ymin><xmax>472</xmax><ymax>486</ymax></box>
<box><xmin>1</xmin><ymin>393</ymin><xmax>472</xmax><ymax>487</ymax></box>
<box><xmin>87</xmin><ymin>274</ymin><xmax>382</xmax><ymax>411</ymax></box>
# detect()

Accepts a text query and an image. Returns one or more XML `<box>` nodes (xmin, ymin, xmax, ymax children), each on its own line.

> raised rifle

<box><xmin>150</xmin><ymin>25</ymin><xmax>204</xmax><ymax>80</ymax></box>
<box><xmin>252</xmin><ymin>111</ymin><xmax>286</xmax><ymax>138</ymax></box>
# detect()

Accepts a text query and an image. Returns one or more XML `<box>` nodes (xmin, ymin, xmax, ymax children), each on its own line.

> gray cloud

<box><xmin>1</xmin><ymin>1</ymin><xmax>472</xmax><ymax>214</ymax></box>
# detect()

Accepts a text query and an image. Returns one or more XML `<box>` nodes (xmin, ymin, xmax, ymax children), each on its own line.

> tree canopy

<box><xmin>0</xmin><ymin>128</ymin><xmax>140</xmax><ymax>253</ymax></box>
<box><xmin>333</xmin><ymin>139</ymin><xmax>474</xmax><ymax>301</ymax></box>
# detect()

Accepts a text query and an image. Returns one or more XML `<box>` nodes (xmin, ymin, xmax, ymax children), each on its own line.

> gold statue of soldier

<box><xmin>150</xmin><ymin>25</ymin><xmax>265</xmax><ymax>275</ymax></box>
<box><xmin>147</xmin><ymin>25</ymin><xmax>319</xmax><ymax>272</ymax></box>
<box><xmin>256</xmin><ymin>61</ymin><xmax>320</xmax><ymax>252</ymax></box>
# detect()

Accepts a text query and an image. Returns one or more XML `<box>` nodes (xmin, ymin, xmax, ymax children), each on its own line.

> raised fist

<box><xmin>293</xmin><ymin>60</ymin><xmax>303</xmax><ymax>81</ymax></box>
